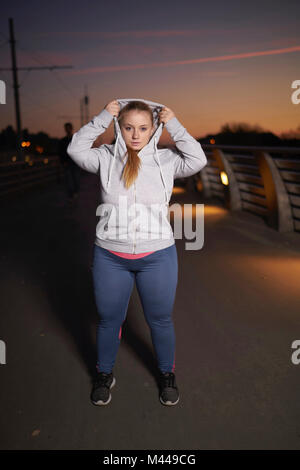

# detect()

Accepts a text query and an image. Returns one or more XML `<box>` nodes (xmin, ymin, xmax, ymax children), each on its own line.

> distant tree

<box><xmin>211</xmin><ymin>121</ymin><xmax>282</xmax><ymax>146</ymax></box>
<box><xmin>0</xmin><ymin>125</ymin><xmax>16</xmax><ymax>149</ymax></box>
<box><xmin>279</xmin><ymin>125</ymin><xmax>300</xmax><ymax>140</ymax></box>
<box><xmin>220</xmin><ymin>122</ymin><xmax>264</xmax><ymax>134</ymax></box>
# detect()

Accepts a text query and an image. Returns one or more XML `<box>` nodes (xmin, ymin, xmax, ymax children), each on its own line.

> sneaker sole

<box><xmin>159</xmin><ymin>395</ymin><xmax>180</xmax><ymax>406</ymax></box>
<box><xmin>92</xmin><ymin>376</ymin><xmax>116</xmax><ymax>406</ymax></box>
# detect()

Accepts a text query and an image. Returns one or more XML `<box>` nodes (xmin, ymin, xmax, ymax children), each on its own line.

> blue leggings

<box><xmin>91</xmin><ymin>243</ymin><xmax>178</xmax><ymax>374</ymax></box>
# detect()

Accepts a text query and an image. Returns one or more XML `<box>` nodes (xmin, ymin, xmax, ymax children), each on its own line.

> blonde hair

<box><xmin>118</xmin><ymin>101</ymin><xmax>154</xmax><ymax>189</ymax></box>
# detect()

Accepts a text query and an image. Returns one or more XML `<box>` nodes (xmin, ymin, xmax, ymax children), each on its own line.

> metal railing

<box><xmin>1</xmin><ymin>145</ymin><xmax>300</xmax><ymax>233</ymax></box>
<box><xmin>196</xmin><ymin>144</ymin><xmax>300</xmax><ymax>232</ymax></box>
<box><xmin>0</xmin><ymin>155</ymin><xmax>63</xmax><ymax>201</ymax></box>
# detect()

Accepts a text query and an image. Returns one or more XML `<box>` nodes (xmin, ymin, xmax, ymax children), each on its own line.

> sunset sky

<box><xmin>0</xmin><ymin>0</ymin><xmax>300</xmax><ymax>144</ymax></box>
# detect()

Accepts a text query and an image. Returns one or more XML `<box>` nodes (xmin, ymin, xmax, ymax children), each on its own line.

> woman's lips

<box><xmin>131</xmin><ymin>142</ymin><xmax>140</xmax><ymax>145</ymax></box>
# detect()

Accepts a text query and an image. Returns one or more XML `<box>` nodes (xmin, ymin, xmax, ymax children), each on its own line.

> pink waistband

<box><xmin>108</xmin><ymin>250</ymin><xmax>155</xmax><ymax>259</ymax></box>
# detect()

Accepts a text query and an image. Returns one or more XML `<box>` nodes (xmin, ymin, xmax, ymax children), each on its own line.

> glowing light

<box><xmin>172</xmin><ymin>187</ymin><xmax>186</xmax><ymax>194</ymax></box>
<box><xmin>11</xmin><ymin>156</ymin><xmax>17</xmax><ymax>162</ymax></box>
<box><xmin>210</xmin><ymin>138</ymin><xmax>215</xmax><ymax>144</ymax></box>
<box><xmin>220</xmin><ymin>171</ymin><xmax>229</xmax><ymax>185</ymax></box>
<box><xmin>43</xmin><ymin>158</ymin><xmax>49</xmax><ymax>164</ymax></box>
<box><xmin>196</xmin><ymin>180</ymin><xmax>203</xmax><ymax>191</ymax></box>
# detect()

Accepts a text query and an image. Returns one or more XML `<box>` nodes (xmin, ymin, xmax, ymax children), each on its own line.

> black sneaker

<box><xmin>91</xmin><ymin>371</ymin><xmax>116</xmax><ymax>406</ymax></box>
<box><xmin>158</xmin><ymin>371</ymin><xmax>180</xmax><ymax>406</ymax></box>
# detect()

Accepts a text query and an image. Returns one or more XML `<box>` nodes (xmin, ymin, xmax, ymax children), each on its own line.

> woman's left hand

<box><xmin>158</xmin><ymin>107</ymin><xmax>175</xmax><ymax>125</ymax></box>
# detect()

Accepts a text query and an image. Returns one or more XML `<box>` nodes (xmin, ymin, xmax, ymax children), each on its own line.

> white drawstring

<box><xmin>154</xmin><ymin>135</ymin><xmax>169</xmax><ymax>204</ymax></box>
<box><xmin>107</xmin><ymin>117</ymin><xmax>120</xmax><ymax>189</ymax></box>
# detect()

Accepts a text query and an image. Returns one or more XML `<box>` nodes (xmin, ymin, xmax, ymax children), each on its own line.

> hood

<box><xmin>114</xmin><ymin>98</ymin><xmax>165</xmax><ymax>153</ymax></box>
<box><xmin>107</xmin><ymin>98</ymin><xmax>169</xmax><ymax>203</ymax></box>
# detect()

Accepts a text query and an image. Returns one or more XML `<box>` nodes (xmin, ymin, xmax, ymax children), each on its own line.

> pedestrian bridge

<box><xmin>0</xmin><ymin>146</ymin><xmax>300</xmax><ymax>450</ymax></box>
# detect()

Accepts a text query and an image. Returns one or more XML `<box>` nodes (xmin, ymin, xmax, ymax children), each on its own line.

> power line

<box><xmin>2</xmin><ymin>17</ymin><xmax>74</xmax><ymax>161</ymax></box>
<box><xmin>11</xmin><ymin>41</ymin><xmax>90</xmax><ymax>123</ymax></box>
<box><xmin>14</xmin><ymin>42</ymin><xmax>78</xmax><ymax>103</ymax></box>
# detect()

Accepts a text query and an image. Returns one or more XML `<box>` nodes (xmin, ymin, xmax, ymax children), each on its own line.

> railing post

<box><xmin>213</xmin><ymin>148</ymin><xmax>242</xmax><ymax>211</ymax></box>
<box><xmin>197</xmin><ymin>167</ymin><xmax>212</xmax><ymax>198</ymax></box>
<box><xmin>254</xmin><ymin>151</ymin><xmax>294</xmax><ymax>232</ymax></box>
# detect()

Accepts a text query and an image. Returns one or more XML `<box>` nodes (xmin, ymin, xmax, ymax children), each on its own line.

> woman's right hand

<box><xmin>105</xmin><ymin>100</ymin><xmax>120</xmax><ymax>117</ymax></box>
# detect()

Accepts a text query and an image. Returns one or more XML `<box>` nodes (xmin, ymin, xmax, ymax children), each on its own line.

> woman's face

<box><xmin>120</xmin><ymin>110</ymin><xmax>154</xmax><ymax>151</ymax></box>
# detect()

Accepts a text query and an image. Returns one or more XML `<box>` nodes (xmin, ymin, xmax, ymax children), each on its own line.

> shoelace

<box><xmin>94</xmin><ymin>372</ymin><xmax>112</xmax><ymax>388</ymax></box>
<box><xmin>160</xmin><ymin>372</ymin><xmax>176</xmax><ymax>388</ymax></box>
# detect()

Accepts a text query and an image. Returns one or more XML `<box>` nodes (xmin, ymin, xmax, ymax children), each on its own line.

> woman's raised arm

<box><xmin>67</xmin><ymin>108</ymin><xmax>114</xmax><ymax>174</ymax></box>
<box><xmin>161</xmin><ymin>108</ymin><xmax>207</xmax><ymax>178</ymax></box>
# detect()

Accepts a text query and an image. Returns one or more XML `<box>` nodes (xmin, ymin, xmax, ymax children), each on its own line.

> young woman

<box><xmin>67</xmin><ymin>98</ymin><xmax>207</xmax><ymax>406</ymax></box>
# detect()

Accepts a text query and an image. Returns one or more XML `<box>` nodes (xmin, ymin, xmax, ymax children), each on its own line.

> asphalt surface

<box><xmin>0</xmin><ymin>172</ymin><xmax>300</xmax><ymax>450</ymax></box>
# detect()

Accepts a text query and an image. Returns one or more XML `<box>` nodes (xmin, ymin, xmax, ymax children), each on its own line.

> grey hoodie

<box><xmin>67</xmin><ymin>98</ymin><xmax>207</xmax><ymax>253</ymax></box>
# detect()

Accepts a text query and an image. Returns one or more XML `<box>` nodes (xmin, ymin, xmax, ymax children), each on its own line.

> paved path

<box><xmin>0</xmin><ymin>173</ymin><xmax>300</xmax><ymax>450</ymax></box>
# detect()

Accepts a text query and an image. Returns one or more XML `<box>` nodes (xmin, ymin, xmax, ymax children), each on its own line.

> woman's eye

<box><xmin>125</xmin><ymin>127</ymin><xmax>147</xmax><ymax>131</ymax></box>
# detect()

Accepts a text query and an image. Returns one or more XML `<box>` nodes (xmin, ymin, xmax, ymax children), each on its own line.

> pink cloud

<box><xmin>65</xmin><ymin>45</ymin><xmax>300</xmax><ymax>75</ymax></box>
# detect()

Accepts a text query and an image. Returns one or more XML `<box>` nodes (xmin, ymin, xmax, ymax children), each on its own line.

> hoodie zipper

<box><xmin>132</xmin><ymin>181</ymin><xmax>136</xmax><ymax>254</ymax></box>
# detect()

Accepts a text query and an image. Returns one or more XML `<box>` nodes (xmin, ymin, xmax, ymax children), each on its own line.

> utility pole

<box><xmin>58</xmin><ymin>86</ymin><xmax>89</xmax><ymax>128</ymax></box>
<box><xmin>0</xmin><ymin>18</ymin><xmax>73</xmax><ymax>161</ymax></box>
<box><xmin>8</xmin><ymin>18</ymin><xmax>22</xmax><ymax>162</ymax></box>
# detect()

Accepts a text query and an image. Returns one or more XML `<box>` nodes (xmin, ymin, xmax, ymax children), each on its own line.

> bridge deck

<box><xmin>0</xmin><ymin>174</ymin><xmax>300</xmax><ymax>450</ymax></box>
